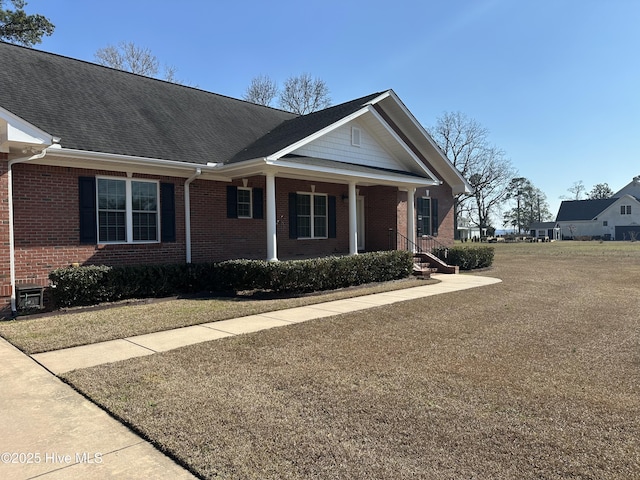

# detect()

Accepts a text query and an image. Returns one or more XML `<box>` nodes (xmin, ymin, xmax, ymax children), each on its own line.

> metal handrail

<box><xmin>388</xmin><ymin>229</ymin><xmax>449</xmax><ymax>256</ymax></box>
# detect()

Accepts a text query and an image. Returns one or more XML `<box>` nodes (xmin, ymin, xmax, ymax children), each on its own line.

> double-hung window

<box><xmin>297</xmin><ymin>193</ymin><xmax>327</xmax><ymax>239</ymax></box>
<box><xmin>621</xmin><ymin>205</ymin><xmax>631</xmax><ymax>215</ymax></box>
<box><xmin>97</xmin><ymin>177</ymin><xmax>159</xmax><ymax>243</ymax></box>
<box><xmin>237</xmin><ymin>187</ymin><xmax>252</xmax><ymax>218</ymax></box>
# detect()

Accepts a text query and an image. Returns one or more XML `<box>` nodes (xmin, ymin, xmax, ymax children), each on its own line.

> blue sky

<box><xmin>23</xmin><ymin>0</ymin><xmax>640</xmax><ymax>220</ymax></box>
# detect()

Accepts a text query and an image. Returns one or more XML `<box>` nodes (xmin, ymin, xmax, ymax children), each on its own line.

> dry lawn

<box><xmin>0</xmin><ymin>277</ymin><xmax>429</xmax><ymax>354</ymax></box>
<box><xmin>42</xmin><ymin>243</ymin><xmax>640</xmax><ymax>477</ymax></box>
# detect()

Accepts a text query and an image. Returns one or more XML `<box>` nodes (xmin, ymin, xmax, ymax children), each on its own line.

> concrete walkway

<box><xmin>1</xmin><ymin>272</ymin><xmax>500</xmax><ymax>479</ymax></box>
<box><xmin>33</xmin><ymin>274</ymin><xmax>502</xmax><ymax>375</ymax></box>
<box><xmin>0</xmin><ymin>338</ymin><xmax>196</xmax><ymax>479</ymax></box>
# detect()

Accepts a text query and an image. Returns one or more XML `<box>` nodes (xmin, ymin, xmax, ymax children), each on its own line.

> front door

<box><xmin>357</xmin><ymin>196</ymin><xmax>365</xmax><ymax>251</ymax></box>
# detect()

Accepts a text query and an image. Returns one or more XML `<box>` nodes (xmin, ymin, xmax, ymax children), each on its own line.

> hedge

<box><xmin>432</xmin><ymin>246</ymin><xmax>494</xmax><ymax>270</ymax></box>
<box><xmin>48</xmin><ymin>251</ymin><xmax>414</xmax><ymax>308</ymax></box>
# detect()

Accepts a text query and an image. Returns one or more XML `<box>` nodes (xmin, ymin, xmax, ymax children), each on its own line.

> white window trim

<box><xmin>418</xmin><ymin>196</ymin><xmax>431</xmax><ymax>237</ymax></box>
<box><xmin>351</xmin><ymin>126</ymin><xmax>362</xmax><ymax>147</ymax></box>
<box><xmin>237</xmin><ymin>187</ymin><xmax>253</xmax><ymax>219</ymax></box>
<box><xmin>297</xmin><ymin>192</ymin><xmax>328</xmax><ymax>240</ymax></box>
<box><xmin>96</xmin><ymin>176</ymin><xmax>160</xmax><ymax>244</ymax></box>
<box><xmin>621</xmin><ymin>205</ymin><xmax>631</xmax><ymax>215</ymax></box>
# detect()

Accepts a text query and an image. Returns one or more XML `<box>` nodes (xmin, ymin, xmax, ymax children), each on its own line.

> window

<box><xmin>603</xmin><ymin>221</ymin><xmax>608</xmax><ymax>227</ymax></box>
<box><xmin>416</xmin><ymin>197</ymin><xmax>439</xmax><ymax>237</ymax></box>
<box><xmin>97</xmin><ymin>177</ymin><xmax>158</xmax><ymax>243</ymax></box>
<box><xmin>297</xmin><ymin>193</ymin><xmax>327</xmax><ymax>238</ymax></box>
<box><xmin>621</xmin><ymin>205</ymin><xmax>631</xmax><ymax>215</ymax></box>
<box><xmin>351</xmin><ymin>126</ymin><xmax>361</xmax><ymax>147</ymax></box>
<box><xmin>226</xmin><ymin>186</ymin><xmax>263</xmax><ymax>219</ymax></box>
<box><xmin>237</xmin><ymin>188</ymin><xmax>252</xmax><ymax>218</ymax></box>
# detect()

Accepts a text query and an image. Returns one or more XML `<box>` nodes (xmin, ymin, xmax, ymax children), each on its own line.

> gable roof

<box><xmin>0</xmin><ymin>42</ymin><xmax>470</xmax><ymax>192</ymax></box>
<box><xmin>0</xmin><ymin>41</ymin><xmax>295</xmax><ymax>164</ymax></box>
<box><xmin>227</xmin><ymin>93</ymin><xmax>383</xmax><ymax>164</ymax></box>
<box><xmin>556</xmin><ymin>198</ymin><xmax>618</xmax><ymax>221</ymax></box>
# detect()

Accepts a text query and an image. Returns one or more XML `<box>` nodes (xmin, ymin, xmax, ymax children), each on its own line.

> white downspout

<box><xmin>8</xmin><ymin>148</ymin><xmax>49</xmax><ymax>316</ymax></box>
<box><xmin>184</xmin><ymin>168</ymin><xmax>201</xmax><ymax>263</ymax></box>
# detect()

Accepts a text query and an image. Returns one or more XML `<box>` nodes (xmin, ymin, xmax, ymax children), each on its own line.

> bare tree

<box><xmin>0</xmin><ymin>0</ymin><xmax>54</xmax><ymax>46</ymax></box>
<box><xmin>279</xmin><ymin>73</ymin><xmax>331</xmax><ymax>114</ymax></box>
<box><xmin>560</xmin><ymin>180</ymin><xmax>586</xmax><ymax>200</ymax></box>
<box><xmin>428</xmin><ymin>112</ymin><xmax>514</xmax><ymax>236</ymax></box>
<box><xmin>587</xmin><ymin>183</ymin><xmax>614</xmax><ymax>199</ymax></box>
<box><xmin>94</xmin><ymin>42</ymin><xmax>188</xmax><ymax>84</ymax></box>
<box><xmin>467</xmin><ymin>146</ymin><xmax>517</xmax><ymax>234</ymax></box>
<box><xmin>243</xmin><ymin>75</ymin><xmax>278</xmax><ymax>106</ymax></box>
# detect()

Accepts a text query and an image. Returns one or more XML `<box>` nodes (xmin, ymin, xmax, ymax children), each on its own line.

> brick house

<box><xmin>0</xmin><ymin>42</ymin><xmax>471</xmax><ymax>316</ymax></box>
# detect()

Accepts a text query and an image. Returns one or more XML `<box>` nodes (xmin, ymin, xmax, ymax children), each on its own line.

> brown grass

<box><xmin>31</xmin><ymin>243</ymin><xmax>640</xmax><ymax>477</ymax></box>
<box><xmin>0</xmin><ymin>277</ymin><xmax>430</xmax><ymax>354</ymax></box>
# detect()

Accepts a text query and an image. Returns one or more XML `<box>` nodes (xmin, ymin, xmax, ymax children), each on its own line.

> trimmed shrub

<box><xmin>49</xmin><ymin>265</ymin><xmax>115</xmax><ymax>307</ymax></box>
<box><xmin>433</xmin><ymin>246</ymin><xmax>494</xmax><ymax>270</ymax></box>
<box><xmin>48</xmin><ymin>251</ymin><xmax>414</xmax><ymax>309</ymax></box>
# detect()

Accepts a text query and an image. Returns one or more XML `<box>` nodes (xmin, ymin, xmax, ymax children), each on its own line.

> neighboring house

<box><xmin>529</xmin><ymin>221</ymin><xmax>560</xmax><ymax>241</ymax></box>
<box><xmin>555</xmin><ymin>176</ymin><xmax>640</xmax><ymax>240</ymax></box>
<box><xmin>457</xmin><ymin>216</ymin><xmax>486</xmax><ymax>241</ymax></box>
<box><xmin>0</xmin><ymin>42</ymin><xmax>471</xmax><ymax>316</ymax></box>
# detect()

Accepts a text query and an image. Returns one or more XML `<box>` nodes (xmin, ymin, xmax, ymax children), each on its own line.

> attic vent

<box><xmin>351</xmin><ymin>127</ymin><xmax>361</xmax><ymax>147</ymax></box>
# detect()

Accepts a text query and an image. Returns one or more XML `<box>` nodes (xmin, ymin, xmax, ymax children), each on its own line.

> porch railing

<box><xmin>388</xmin><ymin>229</ymin><xmax>450</xmax><ymax>257</ymax></box>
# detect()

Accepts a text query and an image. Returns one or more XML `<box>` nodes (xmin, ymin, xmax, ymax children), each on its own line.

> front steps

<box><xmin>412</xmin><ymin>252</ymin><xmax>459</xmax><ymax>278</ymax></box>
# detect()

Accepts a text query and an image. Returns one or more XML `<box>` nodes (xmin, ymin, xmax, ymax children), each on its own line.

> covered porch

<box><xmin>218</xmin><ymin>157</ymin><xmax>440</xmax><ymax>262</ymax></box>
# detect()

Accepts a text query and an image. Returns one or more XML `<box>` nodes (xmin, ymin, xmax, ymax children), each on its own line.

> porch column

<box><xmin>266</xmin><ymin>172</ymin><xmax>278</xmax><ymax>261</ymax></box>
<box><xmin>348</xmin><ymin>182</ymin><xmax>358</xmax><ymax>255</ymax></box>
<box><xmin>407</xmin><ymin>187</ymin><xmax>416</xmax><ymax>252</ymax></box>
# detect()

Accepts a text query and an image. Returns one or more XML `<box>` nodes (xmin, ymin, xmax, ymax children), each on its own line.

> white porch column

<box><xmin>407</xmin><ymin>187</ymin><xmax>416</xmax><ymax>252</ymax></box>
<box><xmin>266</xmin><ymin>172</ymin><xmax>278</xmax><ymax>261</ymax></box>
<box><xmin>348</xmin><ymin>182</ymin><xmax>358</xmax><ymax>255</ymax></box>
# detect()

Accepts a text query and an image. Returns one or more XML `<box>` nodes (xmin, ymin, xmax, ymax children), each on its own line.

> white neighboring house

<box><xmin>556</xmin><ymin>176</ymin><xmax>640</xmax><ymax>240</ymax></box>
<box><xmin>529</xmin><ymin>221</ymin><xmax>561</xmax><ymax>241</ymax></box>
<box><xmin>457</xmin><ymin>216</ymin><xmax>486</xmax><ymax>240</ymax></box>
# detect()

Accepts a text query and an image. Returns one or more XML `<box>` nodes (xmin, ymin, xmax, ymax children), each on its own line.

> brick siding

<box><xmin>0</xmin><ymin>160</ymin><xmax>456</xmax><ymax>316</ymax></box>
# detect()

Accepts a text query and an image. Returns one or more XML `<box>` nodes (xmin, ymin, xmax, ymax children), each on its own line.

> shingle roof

<box><xmin>227</xmin><ymin>92</ymin><xmax>384</xmax><ymax>163</ymax></box>
<box><xmin>556</xmin><ymin>198</ymin><xmax>618</xmax><ymax>221</ymax></box>
<box><xmin>1</xmin><ymin>41</ymin><xmax>300</xmax><ymax>164</ymax></box>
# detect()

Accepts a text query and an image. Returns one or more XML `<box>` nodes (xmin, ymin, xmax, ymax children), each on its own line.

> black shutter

<box><xmin>416</xmin><ymin>197</ymin><xmax>424</xmax><ymax>237</ymax></box>
<box><xmin>289</xmin><ymin>193</ymin><xmax>298</xmax><ymax>239</ymax></box>
<box><xmin>328</xmin><ymin>195</ymin><xmax>337</xmax><ymax>238</ymax></box>
<box><xmin>79</xmin><ymin>176</ymin><xmax>97</xmax><ymax>244</ymax></box>
<box><xmin>431</xmin><ymin>198</ymin><xmax>439</xmax><ymax>236</ymax></box>
<box><xmin>253</xmin><ymin>188</ymin><xmax>264</xmax><ymax>219</ymax></box>
<box><xmin>227</xmin><ymin>186</ymin><xmax>238</xmax><ymax>218</ymax></box>
<box><xmin>160</xmin><ymin>183</ymin><xmax>176</xmax><ymax>242</ymax></box>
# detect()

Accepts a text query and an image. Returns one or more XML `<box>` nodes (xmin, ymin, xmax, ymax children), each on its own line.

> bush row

<box><xmin>48</xmin><ymin>251</ymin><xmax>414</xmax><ymax>308</ymax></box>
<box><xmin>433</xmin><ymin>246</ymin><xmax>494</xmax><ymax>270</ymax></box>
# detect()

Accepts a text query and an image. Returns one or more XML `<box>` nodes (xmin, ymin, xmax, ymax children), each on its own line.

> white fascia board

<box><xmin>266</xmin><ymin>108</ymin><xmax>371</xmax><ymax>161</ymax></box>
<box><xmin>367</xmin><ymin>106</ymin><xmax>440</xmax><ymax>182</ymax></box>
<box><xmin>45</xmin><ymin>148</ymin><xmax>229</xmax><ymax>180</ymax></box>
<box><xmin>272</xmin><ymin>158</ymin><xmax>438</xmax><ymax>187</ymax></box>
<box><xmin>598</xmin><ymin>194</ymin><xmax>640</xmax><ymax>218</ymax></box>
<box><xmin>0</xmin><ymin>106</ymin><xmax>54</xmax><ymax>148</ymax></box>
<box><xmin>385</xmin><ymin>90</ymin><xmax>472</xmax><ymax>192</ymax></box>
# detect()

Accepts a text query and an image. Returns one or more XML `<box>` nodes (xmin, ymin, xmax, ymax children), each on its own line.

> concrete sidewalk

<box><xmin>1</xmin><ymin>273</ymin><xmax>500</xmax><ymax>479</ymax></box>
<box><xmin>0</xmin><ymin>338</ymin><xmax>196</xmax><ymax>480</ymax></box>
<box><xmin>33</xmin><ymin>273</ymin><xmax>502</xmax><ymax>375</ymax></box>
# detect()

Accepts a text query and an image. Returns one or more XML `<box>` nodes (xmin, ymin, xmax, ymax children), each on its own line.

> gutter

<box><xmin>8</xmin><ymin>147</ymin><xmax>49</xmax><ymax>316</ymax></box>
<box><xmin>184</xmin><ymin>168</ymin><xmax>202</xmax><ymax>263</ymax></box>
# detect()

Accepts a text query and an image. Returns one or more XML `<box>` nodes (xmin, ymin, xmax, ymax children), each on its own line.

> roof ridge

<box><xmin>0</xmin><ymin>40</ymin><xmax>295</xmax><ymax>115</ymax></box>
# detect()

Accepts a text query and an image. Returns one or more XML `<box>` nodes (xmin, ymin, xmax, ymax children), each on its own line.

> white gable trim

<box><xmin>380</xmin><ymin>90</ymin><xmax>471</xmax><ymax>193</ymax></box>
<box><xmin>0</xmin><ymin>106</ymin><xmax>53</xmax><ymax>152</ymax></box>
<box><xmin>267</xmin><ymin>107</ymin><xmax>371</xmax><ymax>161</ymax></box>
<box><xmin>366</xmin><ymin>106</ymin><xmax>440</xmax><ymax>182</ymax></box>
